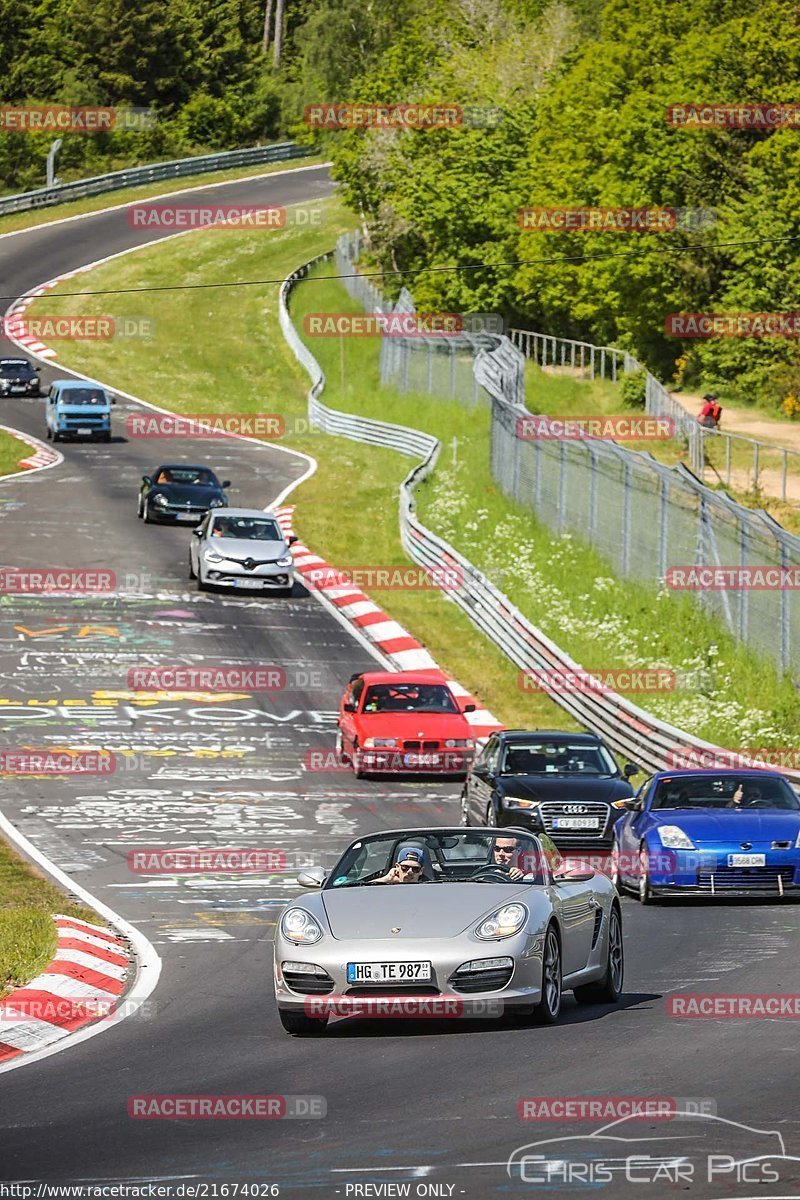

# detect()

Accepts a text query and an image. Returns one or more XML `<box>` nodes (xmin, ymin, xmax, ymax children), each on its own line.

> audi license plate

<box><xmin>553</xmin><ymin>817</ymin><xmax>600</xmax><ymax>829</ymax></box>
<box><xmin>347</xmin><ymin>961</ymin><xmax>432</xmax><ymax>984</ymax></box>
<box><xmin>178</xmin><ymin>512</ymin><xmax>199</xmax><ymax>521</ymax></box>
<box><xmin>404</xmin><ymin>753</ymin><xmax>440</xmax><ymax>767</ymax></box>
<box><xmin>727</xmin><ymin>853</ymin><xmax>766</xmax><ymax>867</ymax></box>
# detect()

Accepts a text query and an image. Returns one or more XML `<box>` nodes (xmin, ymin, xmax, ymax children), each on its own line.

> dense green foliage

<box><xmin>3</xmin><ymin>0</ymin><xmax>797</xmax><ymax>407</ymax></box>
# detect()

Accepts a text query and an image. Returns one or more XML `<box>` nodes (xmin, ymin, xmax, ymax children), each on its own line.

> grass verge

<box><xmin>0</xmin><ymin>429</ymin><xmax>34</xmax><ymax>477</ymax></box>
<box><xmin>0</xmin><ymin>839</ymin><xmax>97</xmax><ymax>1000</ymax></box>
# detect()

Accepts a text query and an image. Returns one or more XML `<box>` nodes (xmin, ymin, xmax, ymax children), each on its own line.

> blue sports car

<box><xmin>611</xmin><ymin>769</ymin><xmax>800</xmax><ymax>902</ymax></box>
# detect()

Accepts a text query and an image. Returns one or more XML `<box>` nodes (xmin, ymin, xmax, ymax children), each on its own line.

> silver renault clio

<box><xmin>189</xmin><ymin>507</ymin><xmax>296</xmax><ymax>594</ymax></box>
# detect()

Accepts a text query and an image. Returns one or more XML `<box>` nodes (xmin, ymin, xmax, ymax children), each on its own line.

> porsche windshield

<box><xmin>326</xmin><ymin>831</ymin><xmax>547</xmax><ymax>887</ymax></box>
<box><xmin>500</xmin><ymin>741</ymin><xmax>617</xmax><ymax>776</ymax></box>
<box><xmin>361</xmin><ymin>683</ymin><xmax>458</xmax><ymax>714</ymax></box>
<box><xmin>652</xmin><ymin>775</ymin><xmax>800</xmax><ymax>810</ymax></box>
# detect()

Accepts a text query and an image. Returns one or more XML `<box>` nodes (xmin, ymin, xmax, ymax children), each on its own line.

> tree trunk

<box><xmin>273</xmin><ymin>0</ymin><xmax>285</xmax><ymax>67</ymax></box>
<box><xmin>262</xmin><ymin>0</ymin><xmax>274</xmax><ymax>54</ymax></box>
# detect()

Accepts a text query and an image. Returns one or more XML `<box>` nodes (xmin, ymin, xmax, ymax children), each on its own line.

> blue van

<box><xmin>45</xmin><ymin>379</ymin><xmax>115</xmax><ymax>442</ymax></box>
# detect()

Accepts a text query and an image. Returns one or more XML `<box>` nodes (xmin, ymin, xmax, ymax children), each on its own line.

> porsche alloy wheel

<box><xmin>533</xmin><ymin>925</ymin><xmax>562</xmax><ymax>1024</ymax></box>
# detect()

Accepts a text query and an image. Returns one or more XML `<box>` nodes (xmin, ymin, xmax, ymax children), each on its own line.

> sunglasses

<box><xmin>399</xmin><ymin>861</ymin><xmax>422</xmax><ymax>872</ymax></box>
<box><xmin>494</xmin><ymin>845</ymin><xmax>516</xmax><ymax>854</ymax></box>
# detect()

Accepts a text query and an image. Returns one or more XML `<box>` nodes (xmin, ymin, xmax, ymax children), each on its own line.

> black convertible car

<box><xmin>462</xmin><ymin>729</ymin><xmax>641</xmax><ymax>848</ymax></box>
<box><xmin>138</xmin><ymin>464</ymin><xmax>230</xmax><ymax>525</ymax></box>
<box><xmin>0</xmin><ymin>357</ymin><xmax>41</xmax><ymax>397</ymax></box>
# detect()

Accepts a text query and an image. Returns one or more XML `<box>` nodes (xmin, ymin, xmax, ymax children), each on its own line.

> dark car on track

<box><xmin>0</xmin><ymin>357</ymin><xmax>41</xmax><ymax>397</ymax></box>
<box><xmin>138</xmin><ymin>463</ymin><xmax>230</xmax><ymax>525</ymax></box>
<box><xmin>461</xmin><ymin>729</ymin><xmax>641</xmax><ymax>848</ymax></box>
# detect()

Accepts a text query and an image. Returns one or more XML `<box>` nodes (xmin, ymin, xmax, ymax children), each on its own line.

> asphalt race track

<box><xmin>1</xmin><ymin>168</ymin><xmax>799</xmax><ymax>1199</ymax></box>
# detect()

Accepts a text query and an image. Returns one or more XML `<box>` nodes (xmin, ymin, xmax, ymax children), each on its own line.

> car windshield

<box><xmin>62</xmin><ymin>389</ymin><xmax>106</xmax><ymax>406</ymax></box>
<box><xmin>0</xmin><ymin>360</ymin><xmax>30</xmax><ymax>375</ymax></box>
<box><xmin>651</xmin><ymin>775</ymin><xmax>800</xmax><ymax>810</ymax></box>
<box><xmin>361</xmin><ymin>683</ymin><xmax>459</xmax><ymax>713</ymax></box>
<box><xmin>209</xmin><ymin>517</ymin><xmax>281</xmax><ymax>540</ymax></box>
<box><xmin>325</xmin><ymin>830</ymin><xmax>548</xmax><ymax>887</ymax></box>
<box><xmin>500</xmin><ymin>741</ymin><xmax>617</xmax><ymax>776</ymax></box>
<box><xmin>155</xmin><ymin>467</ymin><xmax>217</xmax><ymax>486</ymax></box>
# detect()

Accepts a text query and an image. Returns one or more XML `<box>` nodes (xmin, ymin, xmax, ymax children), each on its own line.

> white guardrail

<box><xmin>279</xmin><ymin>254</ymin><xmax>800</xmax><ymax>783</ymax></box>
<box><xmin>0</xmin><ymin>142</ymin><xmax>313</xmax><ymax>217</ymax></box>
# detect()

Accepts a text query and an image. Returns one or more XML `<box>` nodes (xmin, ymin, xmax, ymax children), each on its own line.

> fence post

<box><xmin>738</xmin><ymin>517</ymin><xmax>749</xmax><ymax>642</ymax></box>
<box><xmin>558</xmin><ymin>441</ymin><xmax>567</xmax><ymax>530</ymax></box>
<box><xmin>589</xmin><ymin>446</ymin><xmax>599</xmax><ymax>539</ymax></box>
<box><xmin>621</xmin><ymin>460</ymin><xmax>632</xmax><ymax>574</ymax></box>
<box><xmin>753</xmin><ymin>442</ymin><xmax>759</xmax><ymax>491</ymax></box>
<box><xmin>659</xmin><ymin>476</ymin><xmax>669</xmax><ymax>579</ymax></box>
<box><xmin>782</xmin><ymin>449</ymin><xmax>788</xmax><ymax>502</ymax></box>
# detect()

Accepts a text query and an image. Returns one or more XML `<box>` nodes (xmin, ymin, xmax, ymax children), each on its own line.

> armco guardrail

<box><xmin>0</xmin><ymin>142</ymin><xmax>312</xmax><ymax>217</ymax></box>
<box><xmin>279</xmin><ymin>251</ymin><xmax>800</xmax><ymax>782</ymax></box>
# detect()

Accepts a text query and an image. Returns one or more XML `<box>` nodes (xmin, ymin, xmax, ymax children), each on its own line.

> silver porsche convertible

<box><xmin>274</xmin><ymin>827</ymin><xmax>624</xmax><ymax>1035</ymax></box>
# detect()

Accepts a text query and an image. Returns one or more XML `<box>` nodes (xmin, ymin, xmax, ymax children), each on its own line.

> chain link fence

<box><xmin>335</xmin><ymin>231</ymin><xmax>800</xmax><ymax>677</ymax></box>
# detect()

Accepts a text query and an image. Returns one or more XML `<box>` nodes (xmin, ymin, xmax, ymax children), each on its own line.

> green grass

<box><xmin>28</xmin><ymin>195</ymin><xmax>798</xmax><ymax>746</ymax></box>
<box><xmin>0</xmin><ymin>153</ymin><xmax>327</xmax><ymax>237</ymax></box>
<box><xmin>0</xmin><ymin>429</ymin><xmax>34</xmax><ymax>476</ymax></box>
<box><xmin>0</xmin><ymin>839</ymin><xmax>97</xmax><ymax>998</ymax></box>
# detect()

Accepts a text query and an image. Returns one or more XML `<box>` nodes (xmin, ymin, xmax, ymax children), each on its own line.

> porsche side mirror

<box><xmin>142</xmin><ymin>475</ymin><xmax>151</xmax><ymax>485</ymax></box>
<box><xmin>222</xmin><ymin>480</ymin><xmax>231</xmax><ymax>489</ymax></box>
<box><xmin>624</xmin><ymin>762</ymin><xmax>641</xmax><ymax>778</ymax></box>
<box><xmin>464</xmin><ymin>703</ymin><xmax>476</xmax><ymax>713</ymax></box>
<box><xmin>343</xmin><ymin>701</ymin><xmax>357</xmax><ymax>713</ymax></box>
<box><xmin>297</xmin><ymin>868</ymin><xmax>326</xmax><ymax>888</ymax></box>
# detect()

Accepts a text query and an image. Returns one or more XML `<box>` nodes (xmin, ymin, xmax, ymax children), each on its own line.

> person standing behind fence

<box><xmin>698</xmin><ymin>393</ymin><xmax>722</xmax><ymax>429</ymax></box>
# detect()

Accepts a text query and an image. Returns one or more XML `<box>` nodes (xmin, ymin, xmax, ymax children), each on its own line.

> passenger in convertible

<box><xmin>370</xmin><ymin>845</ymin><xmax>426</xmax><ymax>884</ymax></box>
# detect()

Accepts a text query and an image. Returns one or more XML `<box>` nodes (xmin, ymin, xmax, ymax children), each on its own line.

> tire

<box><xmin>638</xmin><ymin>842</ymin><xmax>654</xmax><ymax>905</ymax></box>
<box><xmin>102</xmin><ymin>432</ymin><xmax>111</xmax><ymax>443</ymax></box>
<box><xmin>52</xmin><ymin>431</ymin><xmax>61</xmax><ymax>443</ymax></box>
<box><xmin>460</xmin><ymin>789</ymin><xmax>470</xmax><ymax>826</ymax></box>
<box><xmin>532</xmin><ymin>923</ymin><xmax>562</xmax><ymax>1025</ymax></box>
<box><xmin>188</xmin><ymin>555</ymin><xmax>196</xmax><ymax>580</ymax></box>
<box><xmin>335</xmin><ymin>729</ymin><xmax>349</xmax><ymax>766</ymax></box>
<box><xmin>610</xmin><ymin>840</ymin><xmax>626</xmax><ymax>893</ymax></box>
<box><xmin>278</xmin><ymin>1007</ymin><xmax>328</xmax><ymax>1037</ymax></box>
<box><xmin>485</xmin><ymin>801</ymin><xmax>498</xmax><ymax>828</ymax></box>
<box><xmin>143</xmin><ymin>500</ymin><xmax>154</xmax><ymax>525</ymax></box>
<box><xmin>197</xmin><ymin>571</ymin><xmax>209</xmax><ymax>592</ymax></box>
<box><xmin>45</xmin><ymin>427</ymin><xmax>52</xmax><ymax>441</ymax></box>
<box><xmin>573</xmin><ymin>905</ymin><xmax>624</xmax><ymax>1005</ymax></box>
<box><xmin>352</xmin><ymin>742</ymin><xmax>366</xmax><ymax>780</ymax></box>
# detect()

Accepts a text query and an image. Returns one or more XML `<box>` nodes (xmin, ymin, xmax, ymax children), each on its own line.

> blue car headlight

<box><xmin>795</xmin><ymin>829</ymin><xmax>800</xmax><ymax>849</ymax></box>
<box><xmin>475</xmin><ymin>903</ymin><xmax>528</xmax><ymax>940</ymax></box>
<box><xmin>281</xmin><ymin>908</ymin><xmax>323</xmax><ymax>944</ymax></box>
<box><xmin>657</xmin><ymin>825</ymin><xmax>696</xmax><ymax>850</ymax></box>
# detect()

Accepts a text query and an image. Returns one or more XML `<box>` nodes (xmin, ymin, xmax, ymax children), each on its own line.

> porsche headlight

<box><xmin>501</xmin><ymin>796</ymin><xmax>540</xmax><ymax>810</ymax></box>
<box><xmin>657</xmin><ymin>825</ymin><xmax>696</xmax><ymax>850</ymax></box>
<box><xmin>475</xmin><ymin>903</ymin><xmax>528</xmax><ymax>940</ymax></box>
<box><xmin>209</xmin><ymin>497</ymin><xmax>225</xmax><ymax>508</ymax></box>
<box><xmin>204</xmin><ymin>549</ymin><xmax>224</xmax><ymax>563</ymax></box>
<box><xmin>276</xmin><ymin>554</ymin><xmax>293</xmax><ymax>567</ymax></box>
<box><xmin>281</xmin><ymin>908</ymin><xmax>322</xmax><ymax>944</ymax></box>
<box><xmin>152</xmin><ymin>493</ymin><xmax>169</xmax><ymax>508</ymax></box>
<box><xmin>363</xmin><ymin>737</ymin><xmax>398</xmax><ymax>748</ymax></box>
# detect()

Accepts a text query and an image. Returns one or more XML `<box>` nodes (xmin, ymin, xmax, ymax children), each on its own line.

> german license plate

<box><xmin>553</xmin><ymin>817</ymin><xmax>600</xmax><ymax>829</ymax></box>
<box><xmin>728</xmin><ymin>853</ymin><xmax>766</xmax><ymax>867</ymax></box>
<box><xmin>347</xmin><ymin>961</ymin><xmax>432</xmax><ymax>984</ymax></box>
<box><xmin>404</xmin><ymin>754</ymin><xmax>440</xmax><ymax>766</ymax></box>
<box><xmin>78</xmin><ymin>427</ymin><xmax>93</xmax><ymax>435</ymax></box>
<box><xmin>178</xmin><ymin>512</ymin><xmax>199</xmax><ymax>521</ymax></box>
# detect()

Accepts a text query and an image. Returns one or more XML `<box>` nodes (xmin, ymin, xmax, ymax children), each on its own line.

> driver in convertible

<box><xmin>370</xmin><ymin>845</ymin><xmax>426</xmax><ymax>884</ymax></box>
<box><xmin>492</xmin><ymin>837</ymin><xmax>526</xmax><ymax>880</ymax></box>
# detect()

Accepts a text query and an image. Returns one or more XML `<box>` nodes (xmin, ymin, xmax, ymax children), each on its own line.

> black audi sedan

<box><xmin>461</xmin><ymin>729</ymin><xmax>641</xmax><ymax>848</ymax></box>
<box><xmin>138</xmin><ymin>464</ymin><xmax>230</xmax><ymax>525</ymax></box>
<box><xmin>0</xmin><ymin>357</ymin><xmax>41</xmax><ymax>397</ymax></box>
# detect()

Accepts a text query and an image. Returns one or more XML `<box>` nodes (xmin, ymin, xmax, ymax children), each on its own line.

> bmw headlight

<box><xmin>204</xmin><ymin>549</ymin><xmax>224</xmax><ymax>563</ymax></box>
<box><xmin>475</xmin><ymin>903</ymin><xmax>528</xmax><ymax>940</ymax></box>
<box><xmin>276</xmin><ymin>553</ymin><xmax>293</xmax><ymax>567</ymax></box>
<box><xmin>363</xmin><ymin>737</ymin><xmax>398</xmax><ymax>748</ymax></box>
<box><xmin>658</xmin><ymin>825</ymin><xmax>696</xmax><ymax>850</ymax></box>
<box><xmin>153</xmin><ymin>493</ymin><xmax>169</xmax><ymax>508</ymax></box>
<box><xmin>445</xmin><ymin>739</ymin><xmax>473</xmax><ymax>748</ymax></box>
<box><xmin>501</xmin><ymin>795</ymin><xmax>540</xmax><ymax>810</ymax></box>
<box><xmin>281</xmin><ymin>908</ymin><xmax>323</xmax><ymax>944</ymax></box>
